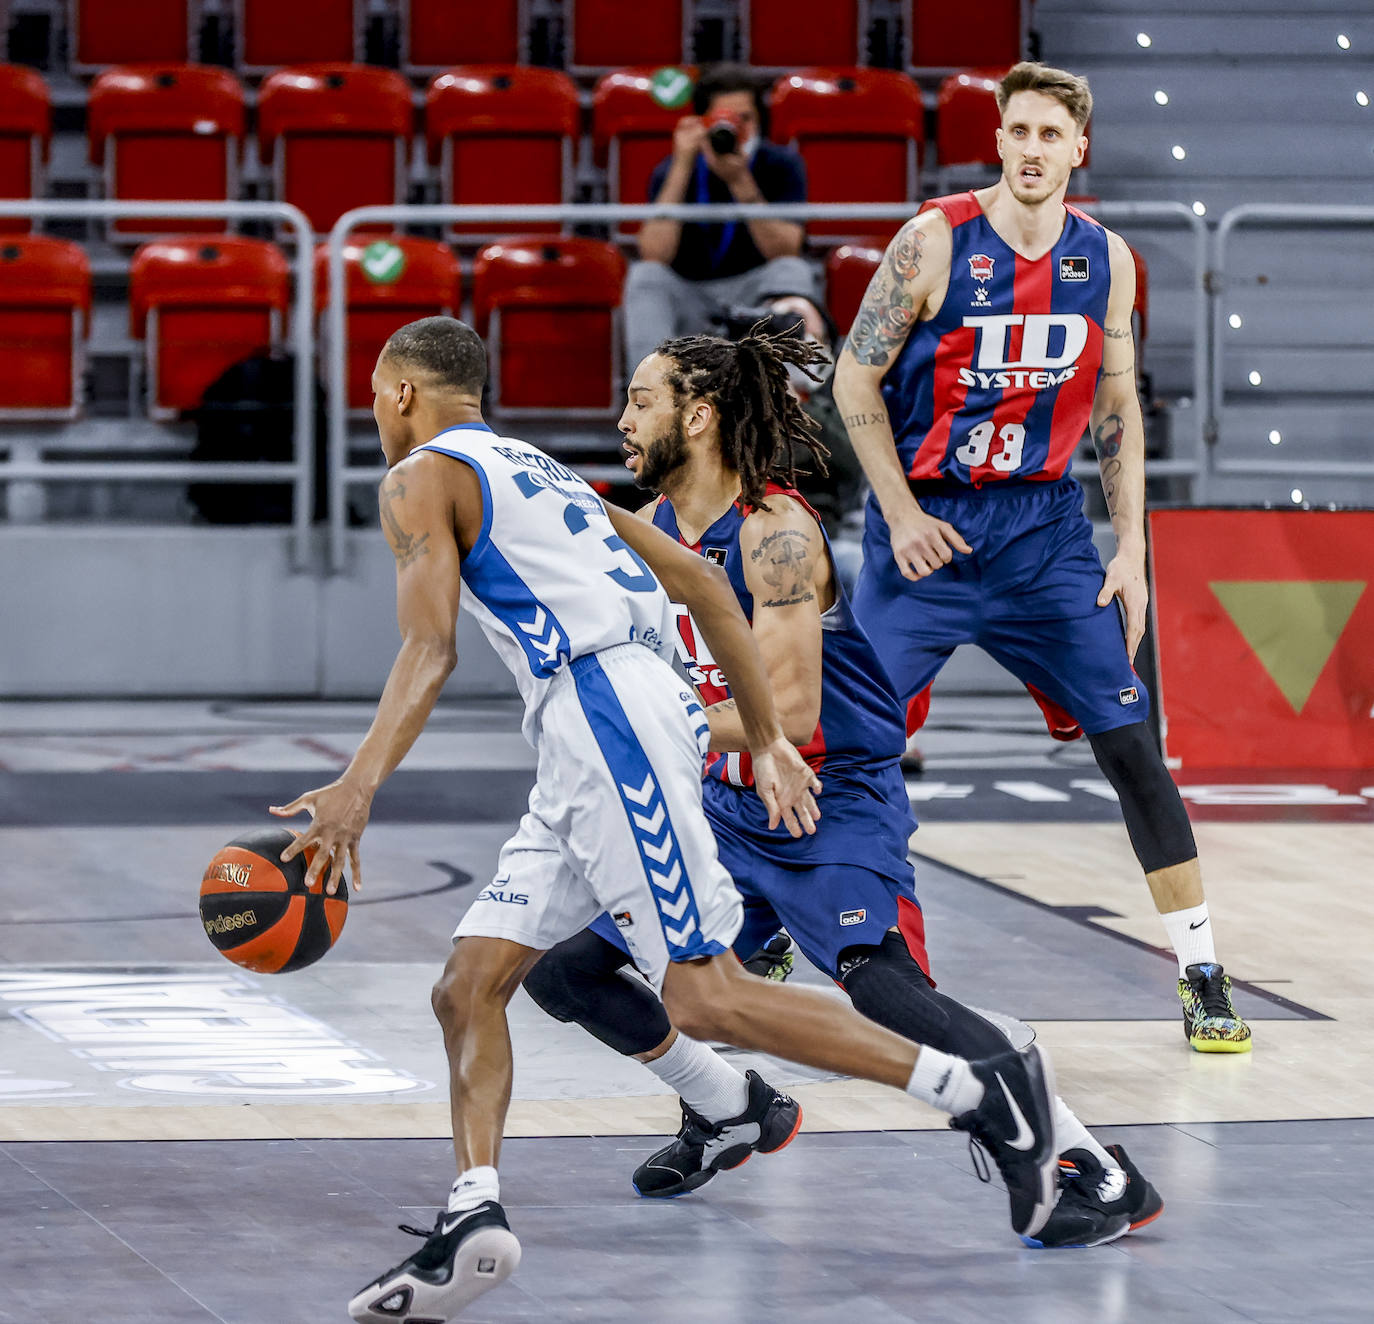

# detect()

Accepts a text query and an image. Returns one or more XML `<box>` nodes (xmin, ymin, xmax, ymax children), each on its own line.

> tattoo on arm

<box><xmin>1092</xmin><ymin>415</ymin><xmax>1126</xmax><ymax>520</ymax></box>
<box><xmin>842</xmin><ymin>410</ymin><xmax>889</xmax><ymax>430</ymax></box>
<box><xmin>1100</xmin><ymin>365</ymin><xmax>1134</xmax><ymax>378</ymax></box>
<box><xmin>379</xmin><ymin>478</ymin><xmax>431</xmax><ymax>569</ymax></box>
<box><xmin>846</xmin><ymin>225</ymin><xmax>923</xmax><ymax>367</ymax></box>
<box><xmin>751</xmin><ymin>527</ymin><xmax>816</xmax><ymax>608</ymax></box>
<box><xmin>1103</xmin><ymin>325</ymin><xmax>1132</xmax><ymax>339</ymax></box>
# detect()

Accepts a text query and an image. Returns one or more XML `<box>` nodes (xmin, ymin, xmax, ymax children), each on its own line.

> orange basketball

<box><xmin>199</xmin><ymin>826</ymin><xmax>348</xmax><ymax>973</ymax></box>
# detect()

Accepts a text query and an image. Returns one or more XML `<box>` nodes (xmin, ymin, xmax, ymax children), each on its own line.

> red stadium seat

<box><xmin>314</xmin><ymin>238</ymin><xmax>461</xmax><ymax>409</ymax></box>
<box><xmin>825</xmin><ymin>238</ymin><xmax>886</xmax><ymax>336</ymax></box>
<box><xmin>746</xmin><ymin>0</ymin><xmax>861</xmax><ymax>68</ymax></box>
<box><xmin>770</xmin><ymin>69</ymin><xmax>924</xmax><ymax>239</ymax></box>
<box><xmin>570</xmin><ymin>0</ymin><xmax>684</xmax><ymax>71</ymax></box>
<box><xmin>426</xmin><ymin>67</ymin><xmax>579</xmax><ymax>241</ymax></box>
<box><xmin>592</xmin><ymin>66</ymin><xmax>697</xmax><ymax>238</ymax></box>
<box><xmin>935</xmin><ymin>69</ymin><xmax>1003</xmax><ymax>171</ymax></box>
<box><xmin>68</xmin><ymin>0</ymin><xmax>192</xmax><ymax>70</ymax></box>
<box><xmin>130</xmin><ymin>236</ymin><xmax>290</xmax><ymax>417</ymax></box>
<box><xmin>257</xmin><ymin>65</ymin><xmax>413</xmax><ymax>236</ymax></box>
<box><xmin>909</xmin><ymin>0</ymin><xmax>1023</xmax><ymax>70</ymax></box>
<box><xmin>88</xmin><ymin>65</ymin><xmax>244</xmax><ymax>240</ymax></box>
<box><xmin>236</xmin><ymin>0</ymin><xmax>358</xmax><ymax>71</ymax></box>
<box><xmin>0</xmin><ymin>66</ymin><xmax>50</xmax><ymax>236</ymax></box>
<box><xmin>403</xmin><ymin>0</ymin><xmax>522</xmax><ymax>71</ymax></box>
<box><xmin>0</xmin><ymin>237</ymin><xmax>90</xmax><ymax>417</ymax></box>
<box><xmin>473</xmin><ymin>238</ymin><xmax>626</xmax><ymax>415</ymax></box>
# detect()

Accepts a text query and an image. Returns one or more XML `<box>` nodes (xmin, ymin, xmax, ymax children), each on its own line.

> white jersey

<box><xmin>418</xmin><ymin>424</ymin><xmax>677</xmax><ymax>739</ymax></box>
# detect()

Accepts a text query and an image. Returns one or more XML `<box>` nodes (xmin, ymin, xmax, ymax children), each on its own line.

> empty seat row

<box><xmin>0</xmin><ymin>63</ymin><xmax>1019</xmax><ymax>239</ymax></box>
<box><xmin>0</xmin><ymin>233</ymin><xmax>627</xmax><ymax>418</ymax></box>
<box><xmin>55</xmin><ymin>1</ymin><xmax>1022</xmax><ymax>76</ymax></box>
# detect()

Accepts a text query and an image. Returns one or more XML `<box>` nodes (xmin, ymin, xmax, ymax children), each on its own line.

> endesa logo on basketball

<box><xmin>958</xmin><ymin>314</ymin><xmax>1090</xmax><ymax>391</ymax></box>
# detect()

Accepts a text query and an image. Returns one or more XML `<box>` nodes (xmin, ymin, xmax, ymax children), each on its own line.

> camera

<box><xmin>705</xmin><ymin>112</ymin><xmax>742</xmax><ymax>156</ymax></box>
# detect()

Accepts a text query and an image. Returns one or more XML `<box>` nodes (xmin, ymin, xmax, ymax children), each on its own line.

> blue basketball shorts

<box><xmin>852</xmin><ymin>477</ymin><xmax>1149</xmax><ymax>736</ymax></box>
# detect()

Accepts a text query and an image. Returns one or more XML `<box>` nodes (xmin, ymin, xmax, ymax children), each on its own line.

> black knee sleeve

<box><xmin>839</xmin><ymin>932</ymin><xmax>1011</xmax><ymax>1059</ymax></box>
<box><xmin>1088</xmin><ymin>721</ymin><xmax>1196</xmax><ymax>874</ymax></box>
<box><xmin>522</xmin><ymin>928</ymin><xmax>672</xmax><ymax>1058</ymax></box>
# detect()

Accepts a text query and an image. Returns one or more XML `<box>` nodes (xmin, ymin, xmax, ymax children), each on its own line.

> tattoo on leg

<box><xmin>751</xmin><ymin>528</ymin><xmax>816</xmax><ymax>608</ymax></box>
<box><xmin>379</xmin><ymin>478</ymin><xmax>431</xmax><ymax>568</ymax></box>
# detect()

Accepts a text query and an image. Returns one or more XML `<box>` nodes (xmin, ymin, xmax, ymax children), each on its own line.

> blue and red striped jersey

<box><xmin>651</xmin><ymin>484</ymin><xmax>906</xmax><ymax>790</ymax></box>
<box><xmin>881</xmin><ymin>191</ymin><xmax>1111</xmax><ymax>486</ymax></box>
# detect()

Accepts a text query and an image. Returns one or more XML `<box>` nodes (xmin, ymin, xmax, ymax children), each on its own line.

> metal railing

<box><xmin>1211</xmin><ymin>204</ymin><xmax>1374</xmax><ymax>480</ymax></box>
<box><xmin>0</xmin><ymin>200</ymin><xmax>317</xmax><ymax>568</ymax></box>
<box><xmin>324</xmin><ymin>200</ymin><xmax>1211</xmax><ymax>570</ymax></box>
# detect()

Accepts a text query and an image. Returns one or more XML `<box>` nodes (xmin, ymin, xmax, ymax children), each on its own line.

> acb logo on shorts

<box><xmin>1119</xmin><ymin>686</ymin><xmax>1140</xmax><ymax>705</ymax></box>
<box><xmin>839</xmin><ymin>908</ymin><xmax>866</xmax><ymax>926</ymax></box>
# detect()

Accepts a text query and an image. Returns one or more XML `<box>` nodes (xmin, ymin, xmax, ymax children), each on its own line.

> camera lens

<box><xmin>708</xmin><ymin>122</ymin><xmax>739</xmax><ymax>155</ymax></box>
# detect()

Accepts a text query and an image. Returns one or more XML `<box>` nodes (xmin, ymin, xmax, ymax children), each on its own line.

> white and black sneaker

<box><xmin>949</xmin><ymin>1044</ymin><xmax>1058</xmax><ymax>1242</ymax></box>
<box><xmin>348</xmin><ymin>1201</ymin><xmax>521</xmax><ymax>1323</ymax></box>
<box><xmin>632</xmin><ymin>1069</ymin><xmax>802</xmax><ymax>1198</ymax></box>
<box><xmin>1023</xmin><ymin>1151</ymin><xmax>1132</xmax><ymax>1249</ymax></box>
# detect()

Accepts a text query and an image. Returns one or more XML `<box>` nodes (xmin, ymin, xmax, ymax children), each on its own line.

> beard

<box><xmin>634</xmin><ymin>414</ymin><xmax>690</xmax><ymax>492</ymax></box>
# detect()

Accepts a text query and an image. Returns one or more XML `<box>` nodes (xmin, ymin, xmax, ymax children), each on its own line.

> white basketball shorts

<box><xmin>453</xmin><ymin>642</ymin><xmax>743</xmax><ymax>988</ymax></box>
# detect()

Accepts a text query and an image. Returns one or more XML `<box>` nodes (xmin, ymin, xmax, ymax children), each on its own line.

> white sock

<box><xmin>1053</xmin><ymin>1096</ymin><xmax>1120</xmax><ymax>1170</ymax></box>
<box><xmin>643</xmin><ymin>1034</ymin><xmax>750</xmax><ymax>1122</ymax></box>
<box><xmin>448</xmin><ymin>1165</ymin><xmax>499</xmax><ymax>1213</ymax></box>
<box><xmin>906</xmin><ymin>1047</ymin><xmax>984</xmax><ymax>1116</ymax></box>
<box><xmin>1159</xmin><ymin>902</ymin><xmax>1217</xmax><ymax>975</ymax></box>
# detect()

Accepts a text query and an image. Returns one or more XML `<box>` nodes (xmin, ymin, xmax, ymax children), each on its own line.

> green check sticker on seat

<box><xmin>360</xmin><ymin>240</ymin><xmax>406</xmax><ymax>285</ymax></box>
<box><xmin>648</xmin><ymin>66</ymin><xmax>693</xmax><ymax>109</ymax></box>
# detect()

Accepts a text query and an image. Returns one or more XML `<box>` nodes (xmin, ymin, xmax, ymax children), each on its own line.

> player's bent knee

<box><xmin>1087</xmin><ymin>721</ymin><xmax>1197</xmax><ymax>873</ymax></box>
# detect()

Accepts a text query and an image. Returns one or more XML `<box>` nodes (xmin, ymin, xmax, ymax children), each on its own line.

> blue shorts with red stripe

<box><xmin>853</xmin><ymin>476</ymin><xmax>1149</xmax><ymax>736</ymax></box>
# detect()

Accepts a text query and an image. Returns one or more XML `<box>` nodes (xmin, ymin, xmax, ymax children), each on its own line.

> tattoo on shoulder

<box><xmin>846</xmin><ymin>224</ymin><xmax>924</xmax><ymax>367</ymax></box>
<box><xmin>379</xmin><ymin>477</ymin><xmax>431</xmax><ymax>569</ymax></box>
<box><xmin>1103</xmin><ymin>325</ymin><xmax>1132</xmax><ymax>340</ymax></box>
<box><xmin>751</xmin><ymin>526</ymin><xmax>816</xmax><ymax>607</ymax></box>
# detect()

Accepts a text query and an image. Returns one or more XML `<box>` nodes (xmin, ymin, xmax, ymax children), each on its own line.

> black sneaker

<box><xmin>348</xmin><ymin>1201</ymin><xmax>520</xmax><ymax>1323</ymax></box>
<box><xmin>950</xmin><ymin>1044</ymin><xmax>1058</xmax><ymax>1241</ymax></box>
<box><xmin>1026</xmin><ymin>1150</ymin><xmax>1131</xmax><ymax>1249</ymax></box>
<box><xmin>633</xmin><ymin>1069</ymin><xmax>802</xmax><ymax>1198</ymax></box>
<box><xmin>1060</xmin><ymin>1143</ymin><xmax>1165</xmax><ymax>1232</ymax></box>
<box><xmin>743</xmin><ymin>931</ymin><xmax>795</xmax><ymax>982</ymax></box>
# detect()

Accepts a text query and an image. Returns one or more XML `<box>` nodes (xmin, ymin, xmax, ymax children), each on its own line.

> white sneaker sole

<box><xmin>348</xmin><ymin>1227</ymin><xmax>522</xmax><ymax>1323</ymax></box>
<box><xmin>1018</xmin><ymin>1042</ymin><xmax>1059</xmax><ymax>1242</ymax></box>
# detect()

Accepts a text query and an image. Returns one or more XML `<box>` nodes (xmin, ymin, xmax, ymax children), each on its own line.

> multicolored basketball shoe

<box><xmin>1178</xmin><ymin>962</ymin><xmax>1252</xmax><ymax>1053</ymax></box>
<box><xmin>743</xmin><ymin>931</ymin><xmax>795</xmax><ymax>982</ymax></box>
<box><xmin>632</xmin><ymin>1069</ymin><xmax>802</xmax><ymax>1198</ymax></box>
<box><xmin>1058</xmin><ymin>1144</ymin><xmax>1164</xmax><ymax>1233</ymax></box>
<box><xmin>1025</xmin><ymin>1151</ymin><xmax>1130</xmax><ymax>1249</ymax></box>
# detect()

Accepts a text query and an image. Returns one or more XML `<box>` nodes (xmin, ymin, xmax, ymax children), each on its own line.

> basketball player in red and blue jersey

<box><xmin>523</xmin><ymin>328</ymin><xmax>1163</xmax><ymax>1248</ymax></box>
<box><xmin>834</xmin><ymin>62</ymin><xmax>1250</xmax><ymax>1051</ymax></box>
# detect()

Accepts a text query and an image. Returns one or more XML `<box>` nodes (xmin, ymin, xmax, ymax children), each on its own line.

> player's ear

<box><xmin>397</xmin><ymin>380</ymin><xmax>415</xmax><ymax>415</ymax></box>
<box><xmin>1073</xmin><ymin>134</ymin><xmax>1088</xmax><ymax>167</ymax></box>
<box><xmin>685</xmin><ymin>398</ymin><xmax>714</xmax><ymax>438</ymax></box>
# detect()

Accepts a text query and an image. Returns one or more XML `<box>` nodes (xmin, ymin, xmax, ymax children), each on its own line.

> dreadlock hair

<box><xmin>656</xmin><ymin>323</ymin><xmax>831</xmax><ymax>510</ymax></box>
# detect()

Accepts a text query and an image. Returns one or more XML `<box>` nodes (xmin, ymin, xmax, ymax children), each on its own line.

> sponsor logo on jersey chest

<box><xmin>1059</xmin><ymin>256</ymin><xmax>1090</xmax><ymax>281</ymax></box>
<box><xmin>702</xmin><ymin>546</ymin><xmax>728</xmax><ymax>567</ymax></box>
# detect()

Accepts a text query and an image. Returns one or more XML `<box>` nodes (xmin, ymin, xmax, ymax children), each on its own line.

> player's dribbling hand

<box><xmin>270</xmin><ymin>779</ymin><xmax>372</xmax><ymax>897</ymax></box>
<box><xmin>888</xmin><ymin>505</ymin><xmax>973</xmax><ymax>579</ymax></box>
<box><xmin>752</xmin><ymin>738</ymin><xmax>822</xmax><ymax>838</ymax></box>
<box><xmin>1098</xmin><ymin>551</ymin><xmax>1149</xmax><ymax>661</ymax></box>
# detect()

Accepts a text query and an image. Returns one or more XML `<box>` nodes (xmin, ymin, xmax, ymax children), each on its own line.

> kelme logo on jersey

<box><xmin>957</xmin><ymin>313</ymin><xmax>1089</xmax><ymax>391</ymax></box>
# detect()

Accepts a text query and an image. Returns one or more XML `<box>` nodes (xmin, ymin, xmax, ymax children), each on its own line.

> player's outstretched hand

<box><xmin>752</xmin><ymin>738</ymin><xmax>822</xmax><ymax>838</ymax></box>
<box><xmin>1098</xmin><ymin>551</ymin><xmax>1149</xmax><ymax>661</ymax></box>
<box><xmin>269</xmin><ymin>778</ymin><xmax>372</xmax><ymax>896</ymax></box>
<box><xmin>888</xmin><ymin>505</ymin><xmax>973</xmax><ymax>579</ymax></box>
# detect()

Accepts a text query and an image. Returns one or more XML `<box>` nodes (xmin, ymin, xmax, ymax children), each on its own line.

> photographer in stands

<box><xmin>624</xmin><ymin>64</ymin><xmax>819</xmax><ymax>372</ymax></box>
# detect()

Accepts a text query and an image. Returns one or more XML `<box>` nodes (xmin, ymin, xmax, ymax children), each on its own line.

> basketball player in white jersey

<box><xmin>273</xmin><ymin>318</ymin><xmax>1062</xmax><ymax>1323</ymax></box>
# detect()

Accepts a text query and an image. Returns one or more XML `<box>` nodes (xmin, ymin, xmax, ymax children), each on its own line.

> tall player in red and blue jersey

<box><xmin>523</xmin><ymin>329</ymin><xmax>1163</xmax><ymax>1249</ymax></box>
<box><xmin>834</xmin><ymin>62</ymin><xmax>1250</xmax><ymax>1052</ymax></box>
